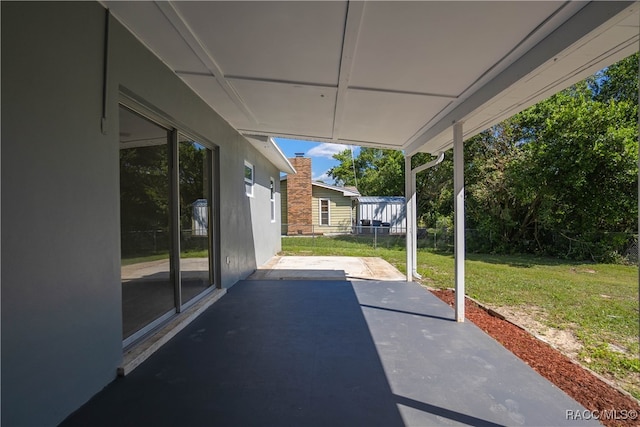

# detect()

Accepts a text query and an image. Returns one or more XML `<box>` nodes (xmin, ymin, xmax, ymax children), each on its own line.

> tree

<box><xmin>326</xmin><ymin>53</ymin><xmax>638</xmax><ymax>260</ymax></box>
<box><xmin>120</xmin><ymin>145</ymin><xmax>170</xmax><ymax>233</ymax></box>
<box><xmin>589</xmin><ymin>52</ymin><xmax>639</xmax><ymax>105</ymax></box>
<box><xmin>178</xmin><ymin>142</ymin><xmax>209</xmax><ymax>231</ymax></box>
<box><xmin>463</xmin><ymin>120</ymin><xmax>527</xmax><ymax>250</ymax></box>
<box><xmin>328</xmin><ymin>147</ymin><xmax>452</xmax><ymax>226</ymax></box>
<box><xmin>514</xmin><ymin>81</ymin><xmax>637</xmax><ymax>234</ymax></box>
<box><xmin>328</xmin><ymin>148</ymin><xmax>405</xmax><ymax>196</ymax></box>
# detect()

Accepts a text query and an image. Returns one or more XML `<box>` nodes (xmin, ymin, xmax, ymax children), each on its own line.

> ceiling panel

<box><xmin>339</xmin><ymin>89</ymin><xmax>452</xmax><ymax>145</ymax></box>
<box><xmin>350</xmin><ymin>1</ymin><xmax>567</xmax><ymax>96</ymax></box>
<box><xmin>229</xmin><ymin>79</ymin><xmax>337</xmax><ymax>138</ymax></box>
<box><xmin>172</xmin><ymin>1</ymin><xmax>347</xmax><ymax>85</ymax></box>
<box><xmin>416</xmin><ymin>10</ymin><xmax>640</xmax><ymax>155</ymax></box>
<box><xmin>105</xmin><ymin>0</ymin><xmax>638</xmax><ymax>155</ymax></box>
<box><xmin>179</xmin><ymin>74</ymin><xmax>255</xmax><ymax>130</ymax></box>
<box><xmin>107</xmin><ymin>1</ymin><xmax>209</xmax><ymax>74</ymax></box>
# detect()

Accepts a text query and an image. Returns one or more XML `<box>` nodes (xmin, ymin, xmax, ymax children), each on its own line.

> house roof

<box><xmin>357</xmin><ymin>196</ymin><xmax>406</xmax><ymax>204</ymax></box>
<box><xmin>312</xmin><ymin>181</ymin><xmax>361</xmax><ymax>197</ymax></box>
<box><xmin>105</xmin><ymin>1</ymin><xmax>639</xmax><ymax>155</ymax></box>
<box><xmin>244</xmin><ymin>135</ymin><xmax>296</xmax><ymax>174</ymax></box>
<box><xmin>281</xmin><ymin>175</ymin><xmax>361</xmax><ymax>197</ymax></box>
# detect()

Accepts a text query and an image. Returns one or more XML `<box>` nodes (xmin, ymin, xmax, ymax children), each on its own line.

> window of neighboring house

<box><xmin>244</xmin><ymin>161</ymin><xmax>254</xmax><ymax>197</ymax></box>
<box><xmin>270</xmin><ymin>177</ymin><xmax>276</xmax><ymax>222</ymax></box>
<box><xmin>319</xmin><ymin>199</ymin><xmax>330</xmax><ymax>226</ymax></box>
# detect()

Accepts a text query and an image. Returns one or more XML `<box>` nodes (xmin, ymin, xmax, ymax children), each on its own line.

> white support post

<box><xmin>405</xmin><ymin>154</ymin><xmax>413</xmax><ymax>282</ymax></box>
<box><xmin>412</xmin><ymin>174</ymin><xmax>418</xmax><ymax>276</ymax></box>
<box><xmin>453</xmin><ymin>122</ymin><xmax>465</xmax><ymax>322</ymax></box>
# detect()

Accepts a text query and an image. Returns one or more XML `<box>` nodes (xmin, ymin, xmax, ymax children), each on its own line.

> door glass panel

<box><xmin>119</xmin><ymin>106</ymin><xmax>175</xmax><ymax>340</ymax></box>
<box><xmin>179</xmin><ymin>135</ymin><xmax>213</xmax><ymax>305</ymax></box>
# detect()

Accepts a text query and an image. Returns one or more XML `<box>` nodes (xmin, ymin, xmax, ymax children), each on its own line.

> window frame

<box><xmin>319</xmin><ymin>198</ymin><xmax>330</xmax><ymax>226</ymax></box>
<box><xmin>244</xmin><ymin>160</ymin><xmax>254</xmax><ymax>197</ymax></box>
<box><xmin>269</xmin><ymin>177</ymin><xmax>276</xmax><ymax>223</ymax></box>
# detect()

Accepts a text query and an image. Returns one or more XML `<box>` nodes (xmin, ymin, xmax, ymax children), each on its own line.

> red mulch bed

<box><xmin>431</xmin><ymin>289</ymin><xmax>640</xmax><ymax>427</ymax></box>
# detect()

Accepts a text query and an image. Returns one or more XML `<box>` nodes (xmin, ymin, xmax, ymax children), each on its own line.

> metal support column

<box><xmin>453</xmin><ymin>122</ymin><xmax>465</xmax><ymax>322</ymax></box>
<box><xmin>405</xmin><ymin>154</ymin><xmax>413</xmax><ymax>282</ymax></box>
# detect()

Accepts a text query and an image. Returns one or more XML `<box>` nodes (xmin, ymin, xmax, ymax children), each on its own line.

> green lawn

<box><xmin>281</xmin><ymin>235</ymin><xmax>640</xmax><ymax>398</ymax></box>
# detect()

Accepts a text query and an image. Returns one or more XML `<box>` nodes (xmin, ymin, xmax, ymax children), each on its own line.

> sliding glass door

<box><xmin>119</xmin><ymin>106</ymin><xmax>174</xmax><ymax>341</ymax></box>
<box><xmin>178</xmin><ymin>134</ymin><xmax>214</xmax><ymax>305</ymax></box>
<box><xmin>119</xmin><ymin>105</ymin><xmax>215</xmax><ymax>346</ymax></box>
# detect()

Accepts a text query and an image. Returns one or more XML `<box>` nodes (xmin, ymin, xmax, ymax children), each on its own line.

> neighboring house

<box><xmin>281</xmin><ymin>155</ymin><xmax>360</xmax><ymax>235</ymax></box>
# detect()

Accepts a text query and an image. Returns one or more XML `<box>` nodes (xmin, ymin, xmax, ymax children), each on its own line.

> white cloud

<box><xmin>312</xmin><ymin>171</ymin><xmax>331</xmax><ymax>182</ymax></box>
<box><xmin>306</xmin><ymin>143</ymin><xmax>350</xmax><ymax>159</ymax></box>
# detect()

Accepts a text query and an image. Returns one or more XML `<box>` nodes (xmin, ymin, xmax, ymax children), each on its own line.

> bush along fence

<box><xmin>281</xmin><ymin>224</ymin><xmax>638</xmax><ymax>264</ymax></box>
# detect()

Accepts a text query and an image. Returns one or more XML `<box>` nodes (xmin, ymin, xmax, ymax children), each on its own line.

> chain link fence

<box><xmin>281</xmin><ymin>224</ymin><xmax>638</xmax><ymax>264</ymax></box>
<box><xmin>121</xmin><ymin>229</ymin><xmax>208</xmax><ymax>259</ymax></box>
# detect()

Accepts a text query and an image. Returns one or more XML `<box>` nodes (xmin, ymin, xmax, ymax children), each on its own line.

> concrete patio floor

<box><xmin>248</xmin><ymin>256</ymin><xmax>406</xmax><ymax>281</ymax></box>
<box><xmin>61</xmin><ymin>276</ymin><xmax>597</xmax><ymax>426</ymax></box>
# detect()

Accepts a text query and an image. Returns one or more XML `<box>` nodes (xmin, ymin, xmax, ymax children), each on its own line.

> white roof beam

<box><xmin>155</xmin><ymin>1</ymin><xmax>259</xmax><ymax>126</ymax></box>
<box><xmin>332</xmin><ymin>1</ymin><xmax>366</xmax><ymax>142</ymax></box>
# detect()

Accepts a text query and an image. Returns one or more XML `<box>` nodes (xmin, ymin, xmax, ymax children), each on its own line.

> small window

<box><xmin>319</xmin><ymin>199</ymin><xmax>330</xmax><ymax>226</ymax></box>
<box><xmin>270</xmin><ymin>178</ymin><xmax>276</xmax><ymax>222</ymax></box>
<box><xmin>244</xmin><ymin>161</ymin><xmax>254</xmax><ymax>196</ymax></box>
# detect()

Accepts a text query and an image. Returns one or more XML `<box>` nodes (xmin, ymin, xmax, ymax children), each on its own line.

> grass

<box><xmin>282</xmin><ymin>235</ymin><xmax>640</xmax><ymax>398</ymax></box>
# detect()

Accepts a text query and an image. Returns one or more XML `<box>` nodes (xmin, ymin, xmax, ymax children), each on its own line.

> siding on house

<box><xmin>311</xmin><ymin>187</ymin><xmax>354</xmax><ymax>234</ymax></box>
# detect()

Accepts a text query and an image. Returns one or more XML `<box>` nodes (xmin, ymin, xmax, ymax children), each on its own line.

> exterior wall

<box><xmin>1</xmin><ymin>2</ymin><xmax>281</xmax><ymax>426</ymax></box>
<box><xmin>247</xmin><ymin>160</ymin><xmax>282</xmax><ymax>267</ymax></box>
<box><xmin>281</xmin><ymin>179</ymin><xmax>289</xmax><ymax>234</ymax></box>
<box><xmin>286</xmin><ymin>157</ymin><xmax>313</xmax><ymax>234</ymax></box>
<box><xmin>311</xmin><ymin>187</ymin><xmax>354</xmax><ymax>234</ymax></box>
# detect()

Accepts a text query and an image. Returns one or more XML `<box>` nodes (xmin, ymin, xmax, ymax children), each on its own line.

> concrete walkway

<box><xmin>248</xmin><ymin>256</ymin><xmax>406</xmax><ymax>281</ymax></box>
<box><xmin>61</xmin><ymin>278</ymin><xmax>597</xmax><ymax>427</ymax></box>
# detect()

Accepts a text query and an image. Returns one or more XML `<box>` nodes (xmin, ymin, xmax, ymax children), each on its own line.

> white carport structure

<box><xmin>105</xmin><ymin>1</ymin><xmax>639</xmax><ymax>322</ymax></box>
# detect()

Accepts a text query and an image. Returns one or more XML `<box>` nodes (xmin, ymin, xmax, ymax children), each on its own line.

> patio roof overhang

<box><xmin>103</xmin><ymin>1</ymin><xmax>638</xmax><ymax>155</ymax></box>
<box><xmin>103</xmin><ymin>0</ymin><xmax>639</xmax><ymax>321</ymax></box>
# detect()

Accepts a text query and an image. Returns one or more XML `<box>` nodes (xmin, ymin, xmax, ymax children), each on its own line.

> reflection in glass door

<box><xmin>119</xmin><ymin>105</ymin><xmax>217</xmax><ymax>346</ymax></box>
<box><xmin>178</xmin><ymin>135</ymin><xmax>213</xmax><ymax>306</ymax></box>
<box><xmin>119</xmin><ymin>106</ymin><xmax>174</xmax><ymax>342</ymax></box>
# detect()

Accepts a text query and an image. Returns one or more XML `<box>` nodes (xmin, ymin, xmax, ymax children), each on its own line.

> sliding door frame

<box><xmin>119</xmin><ymin>94</ymin><xmax>220</xmax><ymax>348</ymax></box>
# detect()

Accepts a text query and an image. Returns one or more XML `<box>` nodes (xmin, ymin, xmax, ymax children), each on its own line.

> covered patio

<box><xmin>105</xmin><ymin>0</ymin><xmax>639</xmax><ymax>320</ymax></box>
<box><xmin>62</xmin><ymin>266</ymin><xmax>597</xmax><ymax>426</ymax></box>
<box><xmin>3</xmin><ymin>2</ymin><xmax>638</xmax><ymax>426</ymax></box>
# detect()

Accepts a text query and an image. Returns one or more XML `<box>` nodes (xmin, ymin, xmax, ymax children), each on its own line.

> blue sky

<box><xmin>273</xmin><ymin>138</ymin><xmax>360</xmax><ymax>183</ymax></box>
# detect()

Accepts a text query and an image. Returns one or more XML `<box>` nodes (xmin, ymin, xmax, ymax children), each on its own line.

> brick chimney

<box><xmin>287</xmin><ymin>154</ymin><xmax>313</xmax><ymax>235</ymax></box>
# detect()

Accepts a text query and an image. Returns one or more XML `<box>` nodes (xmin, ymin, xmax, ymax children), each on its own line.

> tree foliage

<box><xmin>327</xmin><ymin>53</ymin><xmax>638</xmax><ymax>260</ymax></box>
<box><xmin>120</xmin><ymin>142</ymin><xmax>209</xmax><ymax>233</ymax></box>
<box><xmin>329</xmin><ymin>148</ymin><xmax>405</xmax><ymax>196</ymax></box>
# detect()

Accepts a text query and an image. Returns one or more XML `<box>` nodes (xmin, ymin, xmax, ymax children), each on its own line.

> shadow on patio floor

<box><xmin>61</xmin><ymin>280</ymin><xmax>597</xmax><ymax>427</ymax></box>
